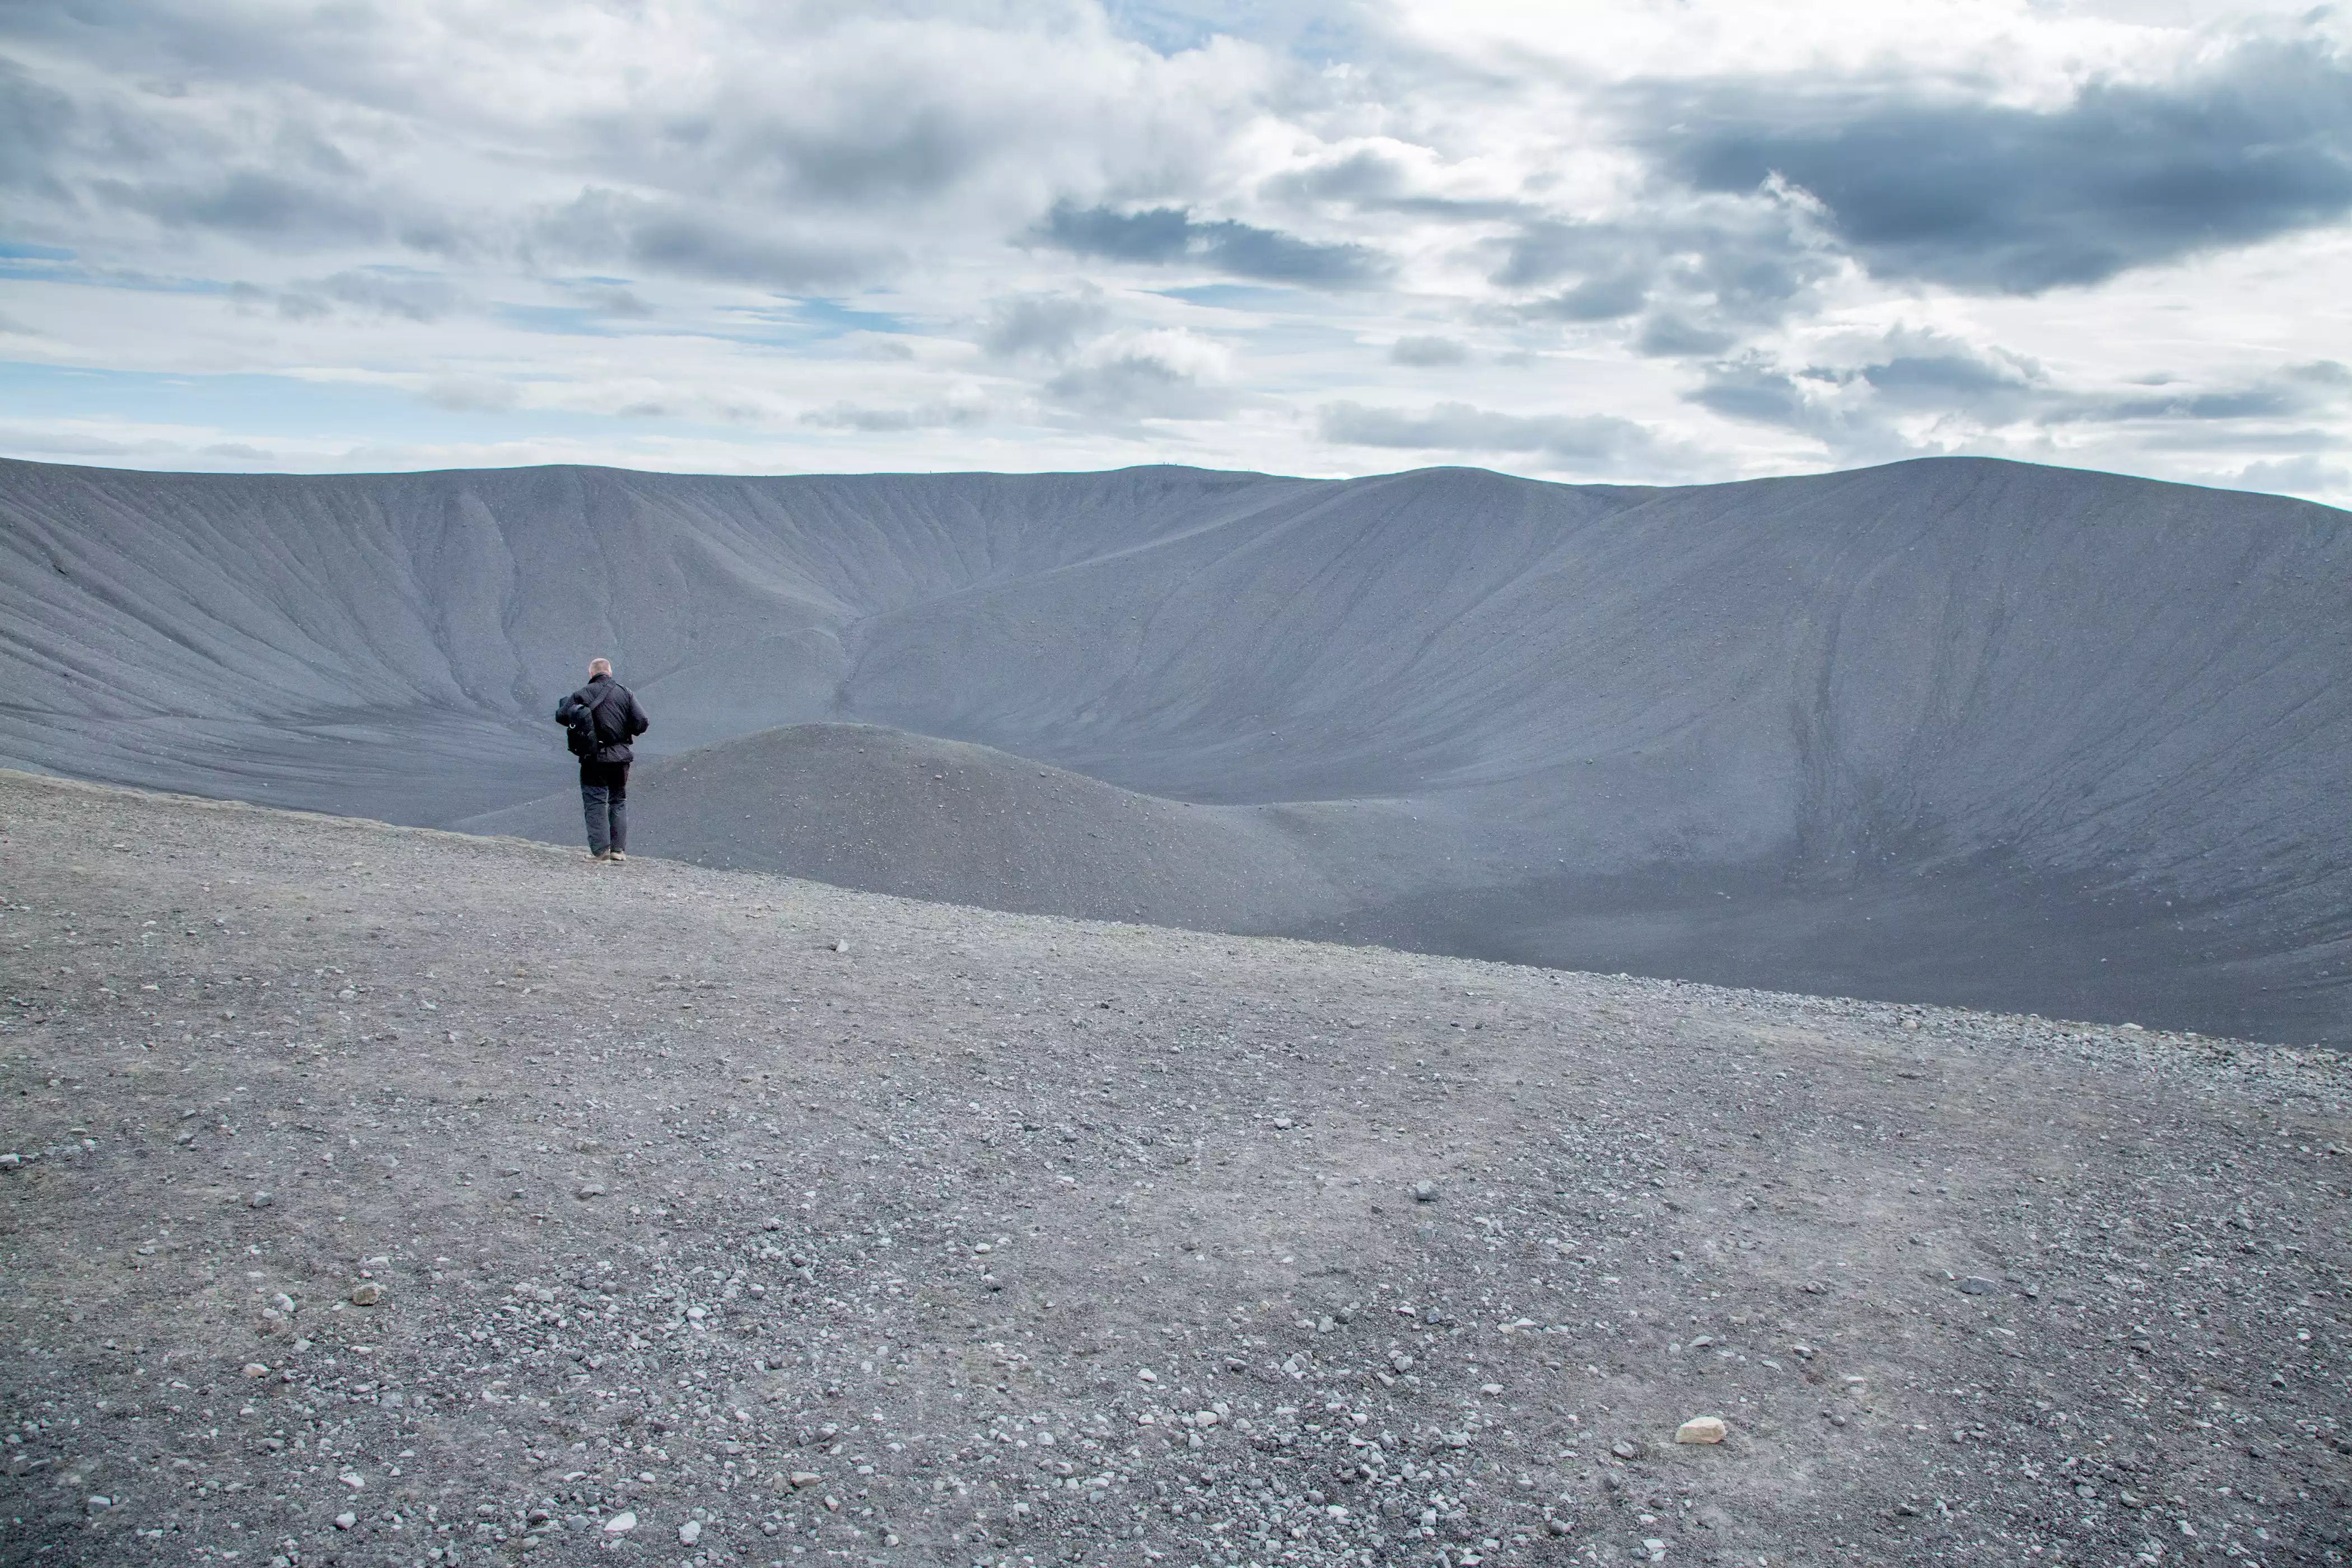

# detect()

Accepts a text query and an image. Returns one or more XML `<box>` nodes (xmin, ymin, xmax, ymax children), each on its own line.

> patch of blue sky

<box><xmin>492</xmin><ymin>303</ymin><xmax>646</xmax><ymax>338</ymax></box>
<box><xmin>1155</xmin><ymin>283</ymin><xmax>1317</xmax><ymax>312</ymax></box>
<box><xmin>0</xmin><ymin>242</ymin><xmax>76</xmax><ymax>262</ymax></box>
<box><xmin>0</xmin><ymin>254</ymin><xmax>238</xmax><ymax>294</ymax></box>
<box><xmin>0</xmin><ymin>361</ymin><xmax>764</xmax><ymax>455</ymax></box>
<box><xmin>1103</xmin><ymin>0</ymin><xmax>1362</xmax><ymax>63</ymax></box>
<box><xmin>717</xmin><ymin>295</ymin><xmax>917</xmax><ymax>345</ymax></box>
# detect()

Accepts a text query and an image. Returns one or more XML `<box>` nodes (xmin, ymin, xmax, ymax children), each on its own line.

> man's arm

<box><xmin>626</xmin><ymin>691</ymin><xmax>650</xmax><ymax>738</ymax></box>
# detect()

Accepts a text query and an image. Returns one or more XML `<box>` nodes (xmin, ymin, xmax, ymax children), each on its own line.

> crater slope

<box><xmin>2</xmin><ymin>455</ymin><xmax>2346</xmax><ymax>1041</ymax></box>
<box><xmin>462</xmin><ymin>723</ymin><xmax>1360</xmax><ymax>934</ymax></box>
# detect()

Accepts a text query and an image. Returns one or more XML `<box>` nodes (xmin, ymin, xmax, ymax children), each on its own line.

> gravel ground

<box><xmin>2</xmin><ymin>771</ymin><xmax>2348</xmax><ymax>1568</ymax></box>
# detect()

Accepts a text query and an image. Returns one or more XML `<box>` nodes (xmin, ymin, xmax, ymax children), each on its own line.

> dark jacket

<box><xmin>556</xmin><ymin>673</ymin><xmax>650</xmax><ymax>767</ymax></box>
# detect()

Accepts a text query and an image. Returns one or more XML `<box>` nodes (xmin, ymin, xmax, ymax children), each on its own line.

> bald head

<box><xmin>588</xmin><ymin>657</ymin><xmax>612</xmax><ymax>677</ymax></box>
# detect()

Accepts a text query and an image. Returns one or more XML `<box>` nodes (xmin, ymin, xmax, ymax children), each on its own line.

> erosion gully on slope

<box><xmin>1</xmin><ymin>772</ymin><xmax>2348</xmax><ymax>1567</ymax></box>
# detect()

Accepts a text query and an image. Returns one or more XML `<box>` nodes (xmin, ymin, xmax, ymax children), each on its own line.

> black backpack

<box><xmin>565</xmin><ymin>686</ymin><xmax>616</xmax><ymax>759</ymax></box>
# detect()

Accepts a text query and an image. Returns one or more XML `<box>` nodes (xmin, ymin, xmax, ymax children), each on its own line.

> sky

<box><xmin>4</xmin><ymin>0</ymin><xmax>2352</xmax><ymax>501</ymax></box>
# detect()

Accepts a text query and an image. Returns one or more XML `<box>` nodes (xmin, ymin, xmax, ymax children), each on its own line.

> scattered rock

<box><xmin>678</xmin><ymin>1519</ymin><xmax>701</xmax><ymax>1545</ymax></box>
<box><xmin>1956</xmin><ymin>1276</ymin><xmax>1999</xmax><ymax>1295</ymax></box>
<box><xmin>349</xmin><ymin>1281</ymin><xmax>382</xmax><ymax>1306</ymax></box>
<box><xmin>603</xmin><ymin>1511</ymin><xmax>637</xmax><ymax>1534</ymax></box>
<box><xmin>248</xmin><ymin>1191</ymin><xmax>272</xmax><ymax>1208</ymax></box>
<box><xmin>1676</xmin><ymin>1416</ymin><xmax>1728</xmax><ymax>1445</ymax></box>
<box><xmin>241</xmin><ymin>1361</ymin><xmax>270</xmax><ymax>1378</ymax></box>
<box><xmin>1611</xmin><ymin>1439</ymin><xmax>1641</xmax><ymax>1460</ymax></box>
<box><xmin>333</xmin><ymin>1511</ymin><xmax>356</xmax><ymax>1530</ymax></box>
<box><xmin>1412</xmin><ymin>1180</ymin><xmax>1439</xmax><ymax>1202</ymax></box>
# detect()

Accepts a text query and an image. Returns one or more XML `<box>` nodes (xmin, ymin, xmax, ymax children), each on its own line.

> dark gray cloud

<box><xmin>576</xmin><ymin>286</ymin><xmax>654</xmax><ymax>319</ymax></box>
<box><xmin>534</xmin><ymin>189</ymin><xmax>878</xmax><ymax>291</ymax></box>
<box><xmin>2233</xmin><ymin>454</ymin><xmax>2352</xmax><ymax>493</ymax></box>
<box><xmin>1690</xmin><ymin>338</ymin><xmax>2047</xmax><ymax>443</ymax></box>
<box><xmin>1046</xmin><ymin>350</ymin><xmax>1231</xmax><ymax>419</ymax></box>
<box><xmin>92</xmin><ymin>169</ymin><xmax>390</xmax><ymax>245</ymax></box>
<box><xmin>1640</xmin><ymin>39</ymin><xmax>2352</xmax><ymax>293</ymax></box>
<box><xmin>1488</xmin><ymin>203</ymin><xmax>1835</xmax><ymax>354</ymax></box>
<box><xmin>1635</xmin><ymin>314</ymin><xmax>1737</xmax><ymax>358</ymax></box>
<box><xmin>1684</xmin><ymin>356</ymin><xmax>1820</xmax><ymax>429</ymax></box>
<box><xmin>1688</xmin><ymin>332</ymin><xmax>2352</xmax><ymax>467</ymax></box>
<box><xmin>801</xmin><ymin>401</ymin><xmax>985</xmax><ymax>433</ymax></box>
<box><xmin>1319</xmin><ymin>399</ymin><xmax>1676</xmax><ymax>466</ymax></box>
<box><xmin>2089</xmin><ymin>359</ymin><xmax>2352</xmax><ymax>423</ymax></box>
<box><xmin>1389</xmin><ymin>334</ymin><xmax>1468</xmax><ymax>366</ymax></box>
<box><xmin>1259</xmin><ymin>149</ymin><xmax>1527</xmax><ymax>220</ymax></box>
<box><xmin>981</xmin><ymin>287</ymin><xmax>1107</xmax><ymax>360</ymax></box>
<box><xmin>1037</xmin><ymin>202</ymin><xmax>1387</xmax><ymax>286</ymax></box>
<box><xmin>423</xmin><ymin>377</ymin><xmax>521</xmax><ymax>413</ymax></box>
<box><xmin>253</xmin><ymin>269</ymin><xmax>464</xmax><ymax>323</ymax></box>
<box><xmin>0</xmin><ymin>56</ymin><xmax>77</xmax><ymax>197</ymax></box>
<box><xmin>1525</xmin><ymin>273</ymin><xmax>1648</xmax><ymax>323</ymax></box>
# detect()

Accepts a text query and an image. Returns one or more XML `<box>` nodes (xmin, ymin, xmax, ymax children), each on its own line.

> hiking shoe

<box><xmin>591</xmin><ymin>850</ymin><xmax>611</xmax><ymax>862</ymax></box>
<box><xmin>608</xmin><ymin>851</ymin><xmax>628</xmax><ymax>863</ymax></box>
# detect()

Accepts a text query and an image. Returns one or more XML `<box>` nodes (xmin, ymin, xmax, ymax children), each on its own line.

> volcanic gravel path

<box><xmin>3</xmin><ymin>773</ymin><xmax>2348</xmax><ymax>1567</ymax></box>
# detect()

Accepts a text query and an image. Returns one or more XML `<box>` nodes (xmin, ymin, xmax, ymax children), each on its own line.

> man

<box><xmin>555</xmin><ymin>657</ymin><xmax>650</xmax><ymax>862</ymax></box>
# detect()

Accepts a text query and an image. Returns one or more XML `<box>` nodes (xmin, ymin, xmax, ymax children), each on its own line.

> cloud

<box><xmin>1487</xmin><ymin>197</ymin><xmax>1839</xmax><ymax>353</ymax></box>
<box><xmin>0</xmin><ymin>55</ymin><xmax>77</xmax><ymax>197</ymax></box>
<box><xmin>533</xmin><ymin>189</ymin><xmax>880</xmax><ymax>291</ymax></box>
<box><xmin>1046</xmin><ymin>328</ymin><xmax>1233</xmax><ymax>418</ymax></box>
<box><xmin>1037</xmin><ymin>202</ymin><xmax>1388</xmax><ymax>286</ymax></box>
<box><xmin>1318</xmin><ymin>399</ymin><xmax>1680</xmax><ymax>468</ymax></box>
<box><xmin>1389</xmin><ymin>334</ymin><xmax>1468</xmax><ymax>366</ymax></box>
<box><xmin>1261</xmin><ymin>147</ymin><xmax>1528</xmax><ymax>220</ymax></box>
<box><xmin>1635</xmin><ymin>314</ymin><xmax>1737</xmax><ymax>358</ymax></box>
<box><xmin>1639</xmin><ymin>38</ymin><xmax>2352</xmax><ymax>293</ymax></box>
<box><xmin>801</xmin><ymin>400</ymin><xmax>986</xmax><ymax>432</ymax></box>
<box><xmin>94</xmin><ymin>169</ymin><xmax>393</xmax><ymax>245</ymax></box>
<box><xmin>1684</xmin><ymin>330</ymin><xmax>2352</xmax><ymax>473</ymax></box>
<box><xmin>2229</xmin><ymin>454</ymin><xmax>2352</xmax><ymax>496</ymax></box>
<box><xmin>981</xmin><ymin>286</ymin><xmax>1107</xmax><ymax>360</ymax></box>
<box><xmin>424</xmin><ymin>377</ymin><xmax>521</xmax><ymax>413</ymax></box>
<box><xmin>1525</xmin><ymin>274</ymin><xmax>1648</xmax><ymax>323</ymax></box>
<box><xmin>576</xmin><ymin>287</ymin><xmax>654</xmax><ymax>319</ymax></box>
<box><xmin>267</xmin><ymin>269</ymin><xmax>465</xmax><ymax>323</ymax></box>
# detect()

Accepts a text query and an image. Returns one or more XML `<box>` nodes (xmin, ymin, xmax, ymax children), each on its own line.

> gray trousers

<box><xmin>580</xmin><ymin>763</ymin><xmax>629</xmax><ymax>856</ymax></box>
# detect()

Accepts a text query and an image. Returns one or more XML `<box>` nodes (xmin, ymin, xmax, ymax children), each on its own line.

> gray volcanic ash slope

<box><xmin>3</xmin><ymin>455</ymin><xmax>2348</xmax><ymax>1042</ymax></box>
<box><xmin>463</xmin><ymin>723</ymin><xmax>1357</xmax><ymax>933</ymax></box>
